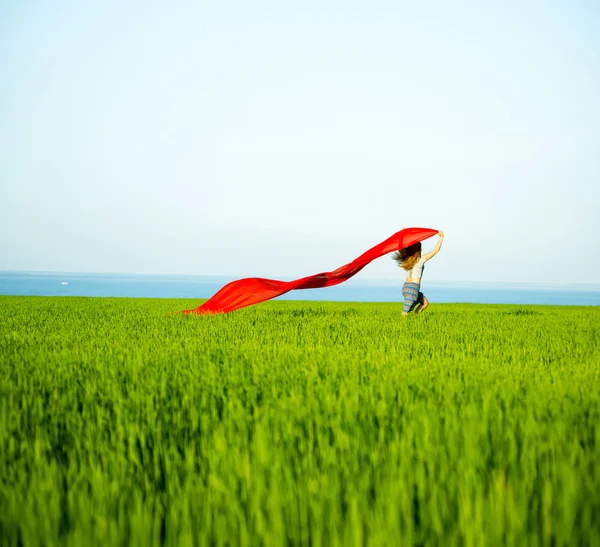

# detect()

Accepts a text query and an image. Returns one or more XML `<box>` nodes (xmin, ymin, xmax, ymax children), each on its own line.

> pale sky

<box><xmin>1</xmin><ymin>1</ymin><xmax>599</xmax><ymax>285</ymax></box>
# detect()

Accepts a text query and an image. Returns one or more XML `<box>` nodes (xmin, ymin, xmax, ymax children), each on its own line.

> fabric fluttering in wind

<box><xmin>182</xmin><ymin>227</ymin><xmax>438</xmax><ymax>315</ymax></box>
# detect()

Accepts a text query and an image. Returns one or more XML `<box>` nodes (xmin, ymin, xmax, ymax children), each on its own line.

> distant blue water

<box><xmin>1</xmin><ymin>271</ymin><xmax>599</xmax><ymax>306</ymax></box>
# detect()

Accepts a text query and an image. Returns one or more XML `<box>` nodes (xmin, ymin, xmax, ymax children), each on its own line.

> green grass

<box><xmin>1</xmin><ymin>296</ymin><xmax>599</xmax><ymax>546</ymax></box>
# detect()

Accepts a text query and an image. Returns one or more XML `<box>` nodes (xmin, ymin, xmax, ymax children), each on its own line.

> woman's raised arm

<box><xmin>423</xmin><ymin>231</ymin><xmax>444</xmax><ymax>261</ymax></box>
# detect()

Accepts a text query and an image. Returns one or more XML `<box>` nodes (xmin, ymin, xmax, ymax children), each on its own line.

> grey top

<box><xmin>405</xmin><ymin>255</ymin><xmax>426</xmax><ymax>280</ymax></box>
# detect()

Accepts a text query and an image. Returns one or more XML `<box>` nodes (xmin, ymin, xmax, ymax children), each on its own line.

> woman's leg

<box><xmin>402</xmin><ymin>284</ymin><xmax>418</xmax><ymax>316</ymax></box>
<box><xmin>415</xmin><ymin>294</ymin><xmax>429</xmax><ymax>314</ymax></box>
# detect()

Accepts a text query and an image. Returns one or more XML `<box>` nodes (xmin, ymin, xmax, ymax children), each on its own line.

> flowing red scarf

<box><xmin>183</xmin><ymin>227</ymin><xmax>438</xmax><ymax>315</ymax></box>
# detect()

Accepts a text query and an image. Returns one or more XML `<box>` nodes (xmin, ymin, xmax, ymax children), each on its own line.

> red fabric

<box><xmin>183</xmin><ymin>227</ymin><xmax>438</xmax><ymax>315</ymax></box>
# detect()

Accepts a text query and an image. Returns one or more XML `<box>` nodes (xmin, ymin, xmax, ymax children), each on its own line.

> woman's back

<box><xmin>405</xmin><ymin>255</ymin><xmax>426</xmax><ymax>281</ymax></box>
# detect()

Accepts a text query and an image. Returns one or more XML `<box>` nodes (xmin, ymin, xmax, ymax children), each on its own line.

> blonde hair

<box><xmin>392</xmin><ymin>242</ymin><xmax>422</xmax><ymax>271</ymax></box>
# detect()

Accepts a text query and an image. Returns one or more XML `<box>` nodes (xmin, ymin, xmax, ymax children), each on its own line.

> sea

<box><xmin>1</xmin><ymin>271</ymin><xmax>599</xmax><ymax>306</ymax></box>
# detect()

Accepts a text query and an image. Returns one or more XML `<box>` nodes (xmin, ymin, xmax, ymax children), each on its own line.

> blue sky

<box><xmin>1</xmin><ymin>1</ymin><xmax>599</xmax><ymax>285</ymax></box>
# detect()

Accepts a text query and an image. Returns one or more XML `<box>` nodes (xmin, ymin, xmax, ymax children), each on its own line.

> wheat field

<box><xmin>1</xmin><ymin>296</ymin><xmax>598</xmax><ymax>546</ymax></box>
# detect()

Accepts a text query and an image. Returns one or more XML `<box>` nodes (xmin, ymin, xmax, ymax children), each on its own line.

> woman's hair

<box><xmin>392</xmin><ymin>242</ymin><xmax>422</xmax><ymax>271</ymax></box>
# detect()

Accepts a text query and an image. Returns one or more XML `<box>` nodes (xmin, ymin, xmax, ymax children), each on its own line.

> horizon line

<box><xmin>1</xmin><ymin>269</ymin><xmax>599</xmax><ymax>292</ymax></box>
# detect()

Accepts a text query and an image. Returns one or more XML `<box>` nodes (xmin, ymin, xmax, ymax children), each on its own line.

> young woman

<box><xmin>393</xmin><ymin>231</ymin><xmax>444</xmax><ymax>316</ymax></box>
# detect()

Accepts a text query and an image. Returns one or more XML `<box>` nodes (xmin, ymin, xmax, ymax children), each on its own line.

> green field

<box><xmin>1</xmin><ymin>296</ymin><xmax>599</xmax><ymax>546</ymax></box>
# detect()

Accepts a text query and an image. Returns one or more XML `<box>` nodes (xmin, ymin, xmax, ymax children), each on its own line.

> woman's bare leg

<box><xmin>415</xmin><ymin>295</ymin><xmax>429</xmax><ymax>314</ymax></box>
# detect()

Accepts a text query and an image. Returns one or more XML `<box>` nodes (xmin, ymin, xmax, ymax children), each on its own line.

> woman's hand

<box><xmin>438</xmin><ymin>230</ymin><xmax>444</xmax><ymax>238</ymax></box>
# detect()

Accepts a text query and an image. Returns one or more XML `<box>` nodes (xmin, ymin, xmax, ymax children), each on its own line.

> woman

<box><xmin>393</xmin><ymin>231</ymin><xmax>444</xmax><ymax>316</ymax></box>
